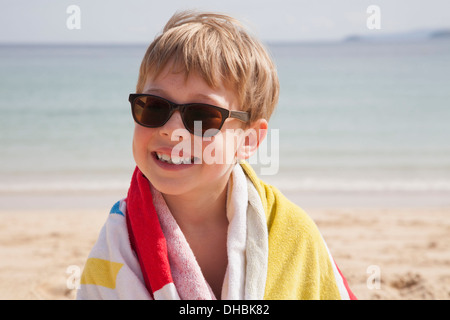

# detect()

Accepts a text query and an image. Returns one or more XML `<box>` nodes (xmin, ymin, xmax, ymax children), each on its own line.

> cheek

<box><xmin>201</xmin><ymin>130</ymin><xmax>244</xmax><ymax>165</ymax></box>
<box><xmin>132</xmin><ymin>125</ymin><xmax>154</xmax><ymax>160</ymax></box>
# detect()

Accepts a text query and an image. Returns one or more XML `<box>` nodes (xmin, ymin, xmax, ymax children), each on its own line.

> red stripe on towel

<box><xmin>126</xmin><ymin>167</ymin><xmax>173</xmax><ymax>297</ymax></box>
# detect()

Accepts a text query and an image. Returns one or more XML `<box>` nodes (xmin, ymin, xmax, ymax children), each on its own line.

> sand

<box><xmin>1</xmin><ymin>191</ymin><xmax>449</xmax><ymax>300</ymax></box>
<box><xmin>308</xmin><ymin>207</ymin><xmax>450</xmax><ymax>299</ymax></box>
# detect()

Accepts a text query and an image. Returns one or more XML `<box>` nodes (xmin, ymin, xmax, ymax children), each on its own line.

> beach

<box><xmin>1</xmin><ymin>190</ymin><xmax>449</xmax><ymax>300</ymax></box>
<box><xmin>308</xmin><ymin>205</ymin><xmax>450</xmax><ymax>300</ymax></box>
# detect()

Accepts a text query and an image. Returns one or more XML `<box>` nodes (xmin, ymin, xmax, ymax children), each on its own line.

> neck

<box><xmin>161</xmin><ymin>179</ymin><xmax>229</xmax><ymax>232</ymax></box>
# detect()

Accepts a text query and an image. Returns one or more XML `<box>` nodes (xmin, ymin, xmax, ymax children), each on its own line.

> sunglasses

<box><xmin>129</xmin><ymin>94</ymin><xmax>249</xmax><ymax>137</ymax></box>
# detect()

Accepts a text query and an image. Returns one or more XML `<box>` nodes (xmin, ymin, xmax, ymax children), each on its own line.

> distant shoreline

<box><xmin>343</xmin><ymin>28</ymin><xmax>450</xmax><ymax>43</ymax></box>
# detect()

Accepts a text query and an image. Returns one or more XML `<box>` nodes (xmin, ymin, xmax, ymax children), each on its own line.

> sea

<box><xmin>1</xmin><ymin>40</ymin><xmax>450</xmax><ymax>207</ymax></box>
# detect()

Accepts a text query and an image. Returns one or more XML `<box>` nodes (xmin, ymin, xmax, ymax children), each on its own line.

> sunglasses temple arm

<box><xmin>229</xmin><ymin>111</ymin><xmax>250</xmax><ymax>122</ymax></box>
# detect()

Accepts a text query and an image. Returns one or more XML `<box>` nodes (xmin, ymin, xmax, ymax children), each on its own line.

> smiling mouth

<box><xmin>154</xmin><ymin>152</ymin><xmax>199</xmax><ymax>165</ymax></box>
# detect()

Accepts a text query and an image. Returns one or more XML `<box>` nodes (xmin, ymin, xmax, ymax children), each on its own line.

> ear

<box><xmin>236</xmin><ymin>119</ymin><xmax>268</xmax><ymax>160</ymax></box>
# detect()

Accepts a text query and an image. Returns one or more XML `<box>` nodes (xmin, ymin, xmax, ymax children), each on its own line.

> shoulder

<box><xmin>84</xmin><ymin>199</ymin><xmax>144</xmax><ymax>268</ymax></box>
<box><xmin>77</xmin><ymin>199</ymin><xmax>150</xmax><ymax>299</ymax></box>
<box><xmin>262</xmin><ymin>181</ymin><xmax>322</xmax><ymax>245</ymax></box>
<box><xmin>91</xmin><ymin>199</ymin><xmax>130</xmax><ymax>256</ymax></box>
<box><xmin>240</xmin><ymin>161</ymin><xmax>319</xmax><ymax>237</ymax></box>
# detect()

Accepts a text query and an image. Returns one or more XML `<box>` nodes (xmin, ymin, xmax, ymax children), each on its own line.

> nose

<box><xmin>159</xmin><ymin>111</ymin><xmax>188</xmax><ymax>140</ymax></box>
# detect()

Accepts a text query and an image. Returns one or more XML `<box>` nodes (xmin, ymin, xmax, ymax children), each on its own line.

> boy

<box><xmin>77</xmin><ymin>11</ymin><xmax>355</xmax><ymax>300</ymax></box>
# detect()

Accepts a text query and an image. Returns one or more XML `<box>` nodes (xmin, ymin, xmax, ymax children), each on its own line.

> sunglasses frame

<box><xmin>129</xmin><ymin>93</ymin><xmax>249</xmax><ymax>136</ymax></box>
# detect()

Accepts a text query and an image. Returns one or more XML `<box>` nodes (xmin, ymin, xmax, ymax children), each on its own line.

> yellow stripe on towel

<box><xmin>80</xmin><ymin>258</ymin><xmax>123</xmax><ymax>289</ymax></box>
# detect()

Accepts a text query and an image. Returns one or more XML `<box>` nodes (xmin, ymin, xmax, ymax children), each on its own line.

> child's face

<box><xmin>132</xmin><ymin>63</ymin><xmax>247</xmax><ymax>199</ymax></box>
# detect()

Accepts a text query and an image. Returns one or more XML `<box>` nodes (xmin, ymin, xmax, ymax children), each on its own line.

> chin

<box><xmin>144</xmin><ymin>169</ymin><xmax>198</xmax><ymax>196</ymax></box>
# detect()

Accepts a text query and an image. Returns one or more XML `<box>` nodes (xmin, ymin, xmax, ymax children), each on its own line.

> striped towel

<box><xmin>77</xmin><ymin>163</ymin><xmax>355</xmax><ymax>300</ymax></box>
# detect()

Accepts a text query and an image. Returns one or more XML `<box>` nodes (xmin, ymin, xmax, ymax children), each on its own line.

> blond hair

<box><xmin>136</xmin><ymin>11</ymin><xmax>279</xmax><ymax>123</ymax></box>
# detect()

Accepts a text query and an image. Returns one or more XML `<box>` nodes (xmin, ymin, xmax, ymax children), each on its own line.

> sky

<box><xmin>0</xmin><ymin>0</ymin><xmax>449</xmax><ymax>44</ymax></box>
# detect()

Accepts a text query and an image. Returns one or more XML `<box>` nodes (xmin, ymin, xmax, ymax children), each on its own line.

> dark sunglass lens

<box><xmin>184</xmin><ymin>105</ymin><xmax>223</xmax><ymax>135</ymax></box>
<box><xmin>133</xmin><ymin>96</ymin><xmax>171</xmax><ymax>127</ymax></box>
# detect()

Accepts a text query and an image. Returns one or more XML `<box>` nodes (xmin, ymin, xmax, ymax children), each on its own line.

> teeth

<box><xmin>161</xmin><ymin>154</ymin><xmax>171</xmax><ymax>162</ymax></box>
<box><xmin>156</xmin><ymin>152</ymin><xmax>193</xmax><ymax>165</ymax></box>
<box><xmin>171</xmin><ymin>156</ymin><xmax>182</xmax><ymax>165</ymax></box>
